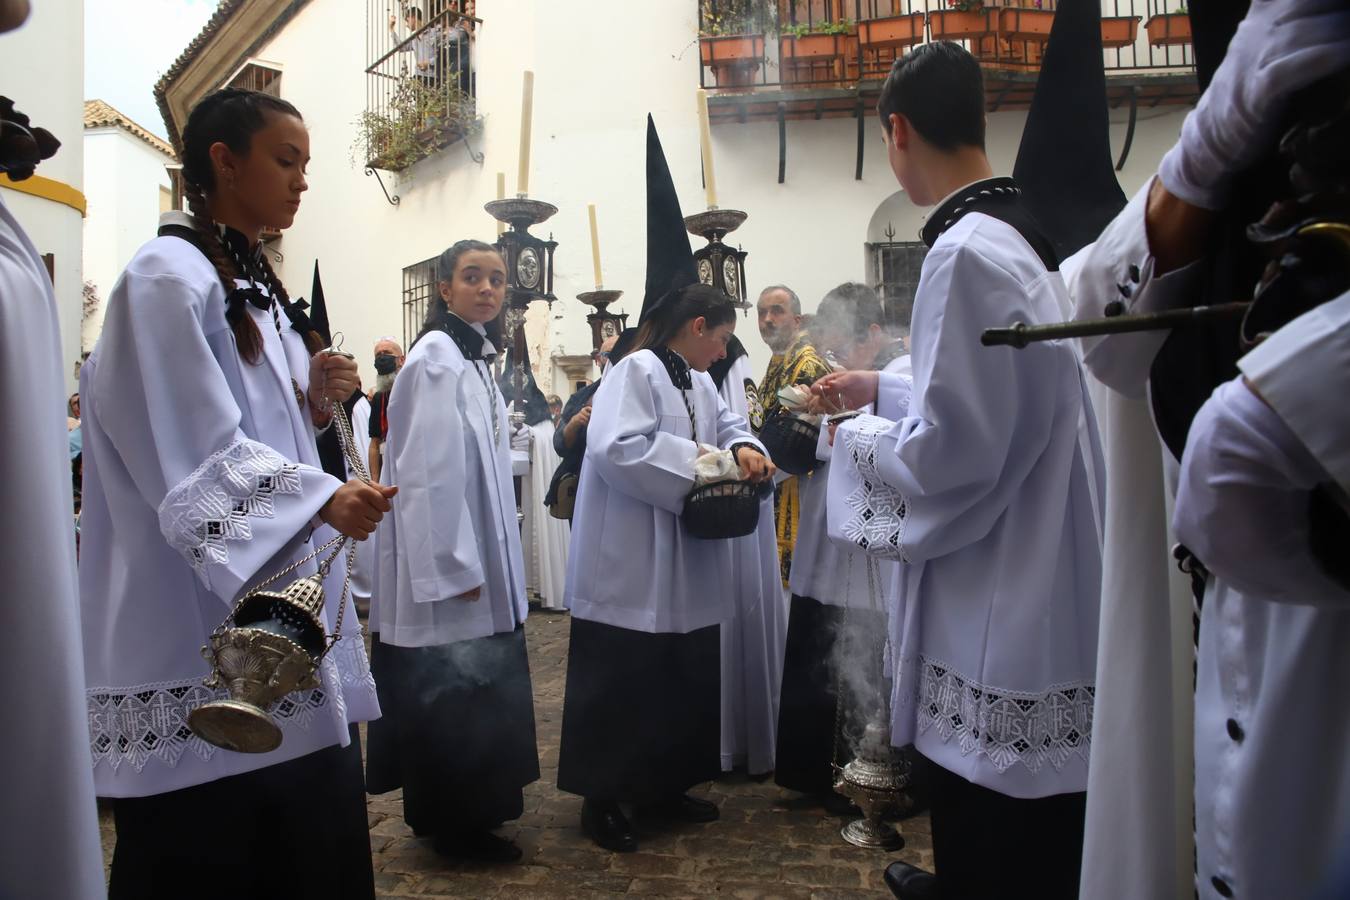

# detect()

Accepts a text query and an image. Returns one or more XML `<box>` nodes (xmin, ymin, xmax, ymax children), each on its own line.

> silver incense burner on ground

<box><xmin>834</xmin><ymin>716</ymin><xmax>912</xmax><ymax>850</ymax></box>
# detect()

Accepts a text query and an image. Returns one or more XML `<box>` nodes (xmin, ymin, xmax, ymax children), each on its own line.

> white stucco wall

<box><xmin>245</xmin><ymin>0</ymin><xmax>1186</xmax><ymax>391</ymax></box>
<box><xmin>0</xmin><ymin>0</ymin><xmax>84</xmax><ymax>391</ymax></box>
<box><xmin>81</xmin><ymin>127</ymin><xmax>174</xmax><ymax>350</ymax></box>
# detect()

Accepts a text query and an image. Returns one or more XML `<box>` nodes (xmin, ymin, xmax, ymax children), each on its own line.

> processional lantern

<box><xmin>578</xmin><ymin>203</ymin><xmax>627</xmax><ymax>352</ymax></box>
<box><xmin>685</xmin><ymin>208</ymin><xmax>749</xmax><ymax>313</ymax></box>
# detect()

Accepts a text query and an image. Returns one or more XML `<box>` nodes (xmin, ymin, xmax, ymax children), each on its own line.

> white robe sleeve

<box><xmin>1174</xmin><ymin>378</ymin><xmax>1348</xmax><ymax>607</ymax></box>
<box><xmin>90</xmin><ymin>265</ymin><xmax>341</xmax><ymax>603</ymax></box>
<box><xmin>586</xmin><ymin>362</ymin><xmax>698</xmax><ymax>515</ymax></box>
<box><xmin>387</xmin><ymin>355</ymin><xmax>486</xmax><ymax>601</ymax></box>
<box><xmin>1072</xmin><ymin>177</ymin><xmax>1204</xmax><ymax>398</ymax></box>
<box><xmin>712</xmin><ymin>389</ymin><xmax>763</xmax><ymax>454</ymax></box>
<box><xmin>862</xmin><ymin>245</ymin><xmax>1058</xmax><ymax>564</ymax></box>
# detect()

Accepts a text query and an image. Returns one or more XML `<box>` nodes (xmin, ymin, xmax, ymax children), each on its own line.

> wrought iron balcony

<box><xmin>698</xmin><ymin>0</ymin><xmax>1197</xmax><ymax>120</ymax></box>
<box><xmin>361</xmin><ymin>2</ymin><xmax>481</xmax><ymax>174</ymax></box>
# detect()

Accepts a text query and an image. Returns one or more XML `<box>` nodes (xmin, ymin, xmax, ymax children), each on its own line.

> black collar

<box><xmin>653</xmin><ymin>347</ymin><xmax>693</xmax><ymax>390</ymax></box>
<box><xmin>919</xmin><ymin>176</ymin><xmax>1059</xmax><ymax>271</ymax></box>
<box><xmin>215</xmin><ymin>223</ymin><xmax>266</xmax><ymax>272</ymax></box>
<box><xmin>440</xmin><ymin>311</ymin><xmax>495</xmax><ymax>362</ymax></box>
<box><xmin>921</xmin><ymin>177</ymin><xmax>1020</xmax><ymax>247</ymax></box>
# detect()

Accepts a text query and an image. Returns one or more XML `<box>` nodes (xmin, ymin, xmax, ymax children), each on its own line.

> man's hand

<box><xmin>734</xmin><ymin>447</ymin><xmax>776</xmax><ymax>483</ymax></box>
<box><xmin>1158</xmin><ymin>0</ymin><xmax>1350</xmax><ymax>210</ymax></box>
<box><xmin>308</xmin><ymin>352</ymin><xmax>360</xmax><ymax>411</ymax></box>
<box><xmin>319</xmin><ymin>480</ymin><xmax>398</xmax><ymax>541</ymax></box>
<box><xmin>388</xmin><ymin>13</ymin><xmax>397</xmax><ymax>29</ymax></box>
<box><xmin>510</xmin><ymin>422</ymin><xmax>532</xmax><ymax>452</ymax></box>
<box><xmin>811</xmin><ymin>370</ymin><xmax>879</xmax><ymax>412</ymax></box>
<box><xmin>563</xmin><ymin>404</ymin><xmax>592</xmax><ymax>448</ymax></box>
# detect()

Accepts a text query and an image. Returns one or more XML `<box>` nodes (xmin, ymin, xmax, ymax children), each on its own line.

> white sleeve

<box><xmin>90</xmin><ymin>263</ymin><xmax>340</xmax><ymax>603</ymax></box>
<box><xmin>1238</xmin><ymin>289</ymin><xmax>1350</xmax><ymax>494</ymax></box>
<box><xmin>865</xmin><ymin>245</ymin><xmax>1056</xmax><ymax>564</ymax></box>
<box><xmin>712</xmin><ymin>389</ymin><xmax>764</xmax><ymax>454</ymax></box>
<box><xmin>1173</xmin><ymin>378</ymin><xmax>1348</xmax><ymax>607</ymax></box>
<box><xmin>585</xmin><ymin>361</ymin><xmax>697</xmax><ymax>515</ymax></box>
<box><xmin>387</xmin><ymin>355</ymin><xmax>485</xmax><ymax>601</ymax></box>
<box><xmin>1072</xmin><ymin>177</ymin><xmax>1204</xmax><ymax>398</ymax></box>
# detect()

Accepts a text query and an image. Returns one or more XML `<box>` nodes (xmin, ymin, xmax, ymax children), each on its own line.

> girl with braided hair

<box><xmin>78</xmin><ymin>88</ymin><xmax>394</xmax><ymax>898</ymax></box>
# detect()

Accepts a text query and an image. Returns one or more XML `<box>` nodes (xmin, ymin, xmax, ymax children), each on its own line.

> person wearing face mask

<box><xmin>368</xmin><ymin>336</ymin><xmax>404</xmax><ymax>483</ymax></box>
<box><xmin>557</xmin><ymin>281</ymin><xmax>775</xmax><ymax>853</ymax></box>
<box><xmin>366</xmin><ymin>239</ymin><xmax>539</xmax><ymax>864</ymax></box>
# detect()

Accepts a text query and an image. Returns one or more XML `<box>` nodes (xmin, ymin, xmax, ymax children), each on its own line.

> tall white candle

<box><xmin>495</xmin><ymin>172</ymin><xmax>506</xmax><ymax>235</ymax></box>
<box><xmin>518</xmin><ymin>71</ymin><xmax>534</xmax><ymax>197</ymax></box>
<box><xmin>696</xmin><ymin>88</ymin><xmax>718</xmax><ymax>209</ymax></box>
<box><xmin>588</xmin><ymin>204</ymin><xmax>603</xmax><ymax>289</ymax></box>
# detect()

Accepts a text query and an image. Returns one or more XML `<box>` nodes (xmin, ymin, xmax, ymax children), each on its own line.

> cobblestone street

<box><xmin>100</xmin><ymin>609</ymin><xmax>931</xmax><ymax>898</ymax></box>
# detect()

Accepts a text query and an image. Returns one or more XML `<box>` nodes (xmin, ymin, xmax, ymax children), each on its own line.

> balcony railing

<box><xmin>698</xmin><ymin>0</ymin><xmax>1195</xmax><ymax>103</ymax></box>
<box><xmin>362</xmin><ymin>3</ymin><xmax>480</xmax><ymax>172</ymax></box>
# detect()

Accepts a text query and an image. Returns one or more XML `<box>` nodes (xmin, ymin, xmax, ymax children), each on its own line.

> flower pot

<box><xmin>858</xmin><ymin>12</ymin><xmax>925</xmax><ymax>49</ymax></box>
<box><xmin>701</xmin><ymin>34</ymin><xmax>767</xmax><ymax>88</ymax></box>
<box><xmin>1100</xmin><ymin>15</ymin><xmax>1141</xmax><ymax>49</ymax></box>
<box><xmin>998</xmin><ymin>7</ymin><xmax>1054</xmax><ymax>42</ymax></box>
<box><xmin>781</xmin><ymin>32</ymin><xmax>848</xmax><ymax>84</ymax></box>
<box><xmin>928</xmin><ymin>8</ymin><xmax>996</xmax><ymax>42</ymax></box>
<box><xmin>1145</xmin><ymin>12</ymin><xmax>1191</xmax><ymax>47</ymax></box>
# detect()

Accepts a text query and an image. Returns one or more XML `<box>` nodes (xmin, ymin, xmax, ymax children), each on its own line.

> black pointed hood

<box><xmin>308</xmin><ymin>260</ymin><xmax>332</xmax><ymax>346</ymax></box>
<box><xmin>1012</xmin><ymin>0</ymin><xmax>1126</xmax><ymax>259</ymax></box>
<box><xmin>641</xmin><ymin>115</ymin><xmax>699</xmax><ymax>325</ymax></box>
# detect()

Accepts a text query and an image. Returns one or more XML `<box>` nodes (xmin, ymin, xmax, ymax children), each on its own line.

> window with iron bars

<box><xmin>363</xmin><ymin>0</ymin><xmax>480</xmax><ymax>173</ymax></box>
<box><xmin>402</xmin><ymin>255</ymin><xmax>438</xmax><ymax>349</ymax></box>
<box><xmin>866</xmin><ymin>238</ymin><xmax>926</xmax><ymax>333</ymax></box>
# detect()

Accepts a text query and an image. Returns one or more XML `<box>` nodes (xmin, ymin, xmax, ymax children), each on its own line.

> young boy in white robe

<box><xmin>367</xmin><ymin>239</ymin><xmax>540</xmax><ymax>863</ymax></box>
<box><xmin>558</xmin><ymin>284</ymin><xmax>774</xmax><ymax>853</ymax></box>
<box><xmin>79</xmin><ymin>89</ymin><xmax>394</xmax><ymax>898</ymax></box>
<box><xmin>777</xmin><ymin>283</ymin><xmax>912</xmax><ymax>809</ymax></box>
<box><xmin>813</xmin><ymin>44</ymin><xmax>1104</xmax><ymax>899</ymax></box>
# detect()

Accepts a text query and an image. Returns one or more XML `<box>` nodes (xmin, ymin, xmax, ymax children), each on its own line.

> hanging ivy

<box><xmin>353</xmin><ymin>78</ymin><xmax>481</xmax><ymax>173</ymax></box>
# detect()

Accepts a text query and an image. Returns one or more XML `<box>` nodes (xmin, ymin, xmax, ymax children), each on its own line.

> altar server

<box><xmin>79</xmin><ymin>89</ymin><xmax>393</xmax><ymax>898</ymax></box>
<box><xmin>714</xmin><ymin>335</ymin><xmax>785</xmax><ymax>777</ymax></box>
<box><xmin>776</xmin><ymin>283</ymin><xmax>908</xmax><ymax>807</ymax></box>
<box><xmin>0</xmin><ymin>58</ymin><xmax>103</xmax><ymax>897</ymax></box>
<box><xmin>367</xmin><ymin>239</ymin><xmax>540</xmax><ymax>863</ymax></box>
<box><xmin>558</xmin><ymin>283</ymin><xmax>774</xmax><ymax>853</ymax></box>
<box><xmin>816</xmin><ymin>44</ymin><xmax>1104</xmax><ymax>899</ymax></box>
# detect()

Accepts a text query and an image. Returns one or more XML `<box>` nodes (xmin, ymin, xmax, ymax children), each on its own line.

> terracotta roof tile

<box><xmin>152</xmin><ymin>0</ymin><xmax>249</xmax><ymax>153</ymax></box>
<box><xmin>83</xmin><ymin>100</ymin><xmax>177</xmax><ymax>158</ymax></box>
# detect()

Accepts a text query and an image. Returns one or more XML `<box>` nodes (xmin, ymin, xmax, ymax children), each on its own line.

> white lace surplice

<box><xmin>827</xmin><ymin>213</ymin><xmax>1105</xmax><ymax>799</ymax></box>
<box><xmin>523</xmin><ymin>420</ymin><xmax>570</xmax><ymax>610</ymax></box>
<box><xmin>79</xmin><ymin>233</ymin><xmax>378</xmax><ymax>798</ymax></box>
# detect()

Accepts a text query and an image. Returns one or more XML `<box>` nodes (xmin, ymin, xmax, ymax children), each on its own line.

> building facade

<box><xmin>155</xmin><ymin>0</ymin><xmax>1197</xmax><ymax>392</ymax></box>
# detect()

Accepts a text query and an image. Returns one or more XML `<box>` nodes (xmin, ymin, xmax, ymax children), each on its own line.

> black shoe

<box><xmin>432</xmin><ymin>829</ymin><xmax>523</xmax><ymax>864</ymax></box>
<box><xmin>581</xmin><ymin>799</ymin><xmax>637</xmax><ymax>853</ymax></box>
<box><xmin>641</xmin><ymin>793</ymin><xmax>720</xmax><ymax>823</ymax></box>
<box><xmin>883</xmin><ymin>861</ymin><xmax>938</xmax><ymax>900</ymax></box>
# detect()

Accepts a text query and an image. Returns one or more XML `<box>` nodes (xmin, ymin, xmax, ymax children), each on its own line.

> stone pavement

<box><xmin>100</xmin><ymin>609</ymin><xmax>931</xmax><ymax>898</ymax></box>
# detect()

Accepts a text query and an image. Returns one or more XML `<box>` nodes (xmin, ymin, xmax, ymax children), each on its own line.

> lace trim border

<box><xmin>840</xmin><ymin>415</ymin><xmax>909</xmax><ymax>563</ymax></box>
<box><xmin>157</xmin><ymin>438</ymin><xmax>304</xmax><ymax>575</ymax></box>
<box><xmin>916</xmin><ymin>656</ymin><xmax>1094</xmax><ymax>774</ymax></box>
<box><xmin>87</xmin><ymin>639</ymin><xmax>373</xmax><ymax>774</ymax></box>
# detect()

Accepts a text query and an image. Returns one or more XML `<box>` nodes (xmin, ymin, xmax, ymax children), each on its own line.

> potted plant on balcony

<box><xmin>700</xmin><ymin>0</ymin><xmax>772</xmax><ymax>88</ymax></box>
<box><xmin>354</xmin><ymin>79</ymin><xmax>478</xmax><ymax>172</ymax></box>
<box><xmin>858</xmin><ymin>10</ymin><xmax>925</xmax><ymax>51</ymax></box>
<box><xmin>1145</xmin><ymin>4</ymin><xmax>1192</xmax><ymax>47</ymax></box>
<box><xmin>928</xmin><ymin>0</ymin><xmax>995</xmax><ymax>42</ymax></box>
<box><xmin>999</xmin><ymin>1</ymin><xmax>1054</xmax><ymax>43</ymax></box>
<box><xmin>1100</xmin><ymin>14</ymin><xmax>1141</xmax><ymax>49</ymax></box>
<box><xmin>780</xmin><ymin>19</ymin><xmax>854</xmax><ymax>85</ymax></box>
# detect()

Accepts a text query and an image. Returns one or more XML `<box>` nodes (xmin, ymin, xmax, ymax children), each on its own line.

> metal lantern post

<box><xmin>485</xmin><ymin>195</ymin><xmax>558</xmax><ymax>527</ymax></box>
<box><xmin>684</xmin><ymin>208</ymin><xmax>750</xmax><ymax>313</ymax></box>
<box><xmin>577</xmin><ymin>289</ymin><xmax>628</xmax><ymax>352</ymax></box>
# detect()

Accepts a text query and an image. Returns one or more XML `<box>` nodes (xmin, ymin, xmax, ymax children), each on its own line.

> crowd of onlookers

<box><xmin>388</xmin><ymin>0</ymin><xmax>477</xmax><ymax>98</ymax></box>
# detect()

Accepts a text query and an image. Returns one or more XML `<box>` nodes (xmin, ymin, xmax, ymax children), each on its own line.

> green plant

<box><xmin>700</xmin><ymin>0</ymin><xmax>773</xmax><ymax>36</ymax></box>
<box><xmin>353</xmin><ymin>77</ymin><xmax>478</xmax><ymax>172</ymax></box>
<box><xmin>945</xmin><ymin>0</ymin><xmax>984</xmax><ymax>10</ymax></box>
<box><xmin>1173</xmin><ymin>2</ymin><xmax>1189</xmax><ymax>14</ymax></box>
<box><xmin>784</xmin><ymin>18</ymin><xmax>852</xmax><ymax>38</ymax></box>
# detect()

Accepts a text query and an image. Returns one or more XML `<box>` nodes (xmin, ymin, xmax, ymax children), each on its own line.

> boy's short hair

<box><xmin>816</xmin><ymin>282</ymin><xmax>886</xmax><ymax>342</ymax></box>
<box><xmin>877</xmin><ymin>41</ymin><xmax>986</xmax><ymax>152</ymax></box>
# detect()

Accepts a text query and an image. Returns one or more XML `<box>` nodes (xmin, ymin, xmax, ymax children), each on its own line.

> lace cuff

<box><xmin>832</xmin><ymin>414</ymin><xmax>909</xmax><ymax>562</ymax></box>
<box><xmin>157</xmin><ymin>438</ymin><xmax>304</xmax><ymax>576</ymax></box>
<box><xmin>917</xmin><ymin>656</ymin><xmax>1094</xmax><ymax>774</ymax></box>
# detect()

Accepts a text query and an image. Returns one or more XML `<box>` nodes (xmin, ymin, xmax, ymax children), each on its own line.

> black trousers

<box><xmin>109</xmin><ymin>727</ymin><xmax>374</xmax><ymax>900</ymax></box>
<box><xmin>926</xmin><ymin>754</ymin><xmax>1087</xmax><ymax>900</ymax></box>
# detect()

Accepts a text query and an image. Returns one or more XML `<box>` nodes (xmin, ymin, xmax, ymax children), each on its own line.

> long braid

<box><xmin>257</xmin><ymin>252</ymin><xmax>323</xmax><ymax>354</ymax></box>
<box><xmin>179</xmin><ymin>87</ymin><xmax>304</xmax><ymax>364</ymax></box>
